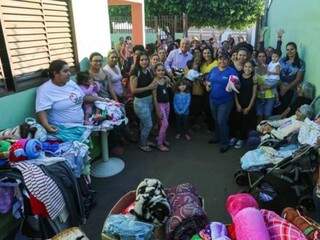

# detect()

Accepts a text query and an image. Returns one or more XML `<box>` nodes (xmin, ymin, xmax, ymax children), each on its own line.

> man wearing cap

<box><xmin>206</xmin><ymin>52</ymin><xmax>238</xmax><ymax>153</ymax></box>
<box><xmin>165</xmin><ymin>38</ymin><xmax>193</xmax><ymax>78</ymax></box>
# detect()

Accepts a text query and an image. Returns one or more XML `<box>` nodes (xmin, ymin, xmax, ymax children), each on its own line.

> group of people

<box><xmin>35</xmin><ymin>28</ymin><xmax>314</xmax><ymax>156</ymax></box>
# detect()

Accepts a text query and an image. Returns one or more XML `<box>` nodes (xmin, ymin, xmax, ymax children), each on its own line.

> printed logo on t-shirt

<box><xmin>69</xmin><ymin>92</ymin><xmax>82</xmax><ymax>104</ymax></box>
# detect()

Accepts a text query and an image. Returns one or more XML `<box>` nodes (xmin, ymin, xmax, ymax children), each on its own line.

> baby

<box><xmin>76</xmin><ymin>71</ymin><xmax>101</xmax><ymax>125</ymax></box>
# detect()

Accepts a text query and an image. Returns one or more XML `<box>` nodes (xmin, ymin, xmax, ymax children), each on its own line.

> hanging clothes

<box><xmin>11</xmin><ymin>161</ymin><xmax>65</xmax><ymax>220</ymax></box>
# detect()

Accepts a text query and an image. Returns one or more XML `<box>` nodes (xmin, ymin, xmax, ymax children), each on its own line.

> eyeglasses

<box><xmin>92</xmin><ymin>59</ymin><xmax>102</xmax><ymax>62</ymax></box>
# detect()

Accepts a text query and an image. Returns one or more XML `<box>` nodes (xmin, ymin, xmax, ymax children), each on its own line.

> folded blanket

<box><xmin>103</xmin><ymin>214</ymin><xmax>154</xmax><ymax>240</ymax></box>
<box><xmin>298</xmin><ymin>118</ymin><xmax>320</xmax><ymax>146</ymax></box>
<box><xmin>241</xmin><ymin>144</ymin><xmax>299</xmax><ymax>171</ymax></box>
<box><xmin>282</xmin><ymin>207</ymin><xmax>320</xmax><ymax>240</ymax></box>
<box><xmin>165</xmin><ymin>183</ymin><xmax>208</xmax><ymax>240</ymax></box>
<box><xmin>133</xmin><ymin>178</ymin><xmax>170</xmax><ymax>226</ymax></box>
<box><xmin>262</xmin><ymin>209</ymin><xmax>307</xmax><ymax>240</ymax></box>
<box><xmin>199</xmin><ymin>222</ymin><xmax>231</xmax><ymax>240</ymax></box>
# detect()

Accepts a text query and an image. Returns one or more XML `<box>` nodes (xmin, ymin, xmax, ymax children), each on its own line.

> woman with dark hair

<box><xmin>278</xmin><ymin>42</ymin><xmax>305</xmax><ymax>112</ymax></box>
<box><xmin>130</xmin><ymin>52</ymin><xmax>158</xmax><ymax>152</ymax></box>
<box><xmin>36</xmin><ymin>60</ymin><xmax>104</xmax><ymax>134</ymax></box>
<box><xmin>89</xmin><ymin>52</ymin><xmax>118</xmax><ymax>101</ymax></box>
<box><xmin>199</xmin><ymin>47</ymin><xmax>218</xmax><ymax>131</ymax></box>
<box><xmin>206</xmin><ymin>52</ymin><xmax>238</xmax><ymax>153</ymax></box>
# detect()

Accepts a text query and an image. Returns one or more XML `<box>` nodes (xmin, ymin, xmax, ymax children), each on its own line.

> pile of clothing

<box><xmin>102</xmin><ymin>180</ymin><xmax>208</xmax><ymax>240</ymax></box>
<box><xmin>0</xmin><ymin>118</ymin><xmax>94</xmax><ymax>239</ymax></box>
<box><xmin>165</xmin><ymin>183</ymin><xmax>208</xmax><ymax>240</ymax></box>
<box><xmin>190</xmin><ymin>193</ymin><xmax>320</xmax><ymax>240</ymax></box>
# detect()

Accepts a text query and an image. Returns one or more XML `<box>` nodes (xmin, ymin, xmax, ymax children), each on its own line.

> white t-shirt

<box><xmin>36</xmin><ymin>79</ymin><xmax>85</xmax><ymax>125</ymax></box>
<box><xmin>267</xmin><ymin>61</ymin><xmax>280</xmax><ymax>81</ymax></box>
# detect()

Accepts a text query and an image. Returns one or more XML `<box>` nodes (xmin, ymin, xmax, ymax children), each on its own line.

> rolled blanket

<box><xmin>233</xmin><ymin>207</ymin><xmax>270</xmax><ymax>240</ymax></box>
<box><xmin>133</xmin><ymin>178</ymin><xmax>170</xmax><ymax>226</ymax></box>
<box><xmin>8</xmin><ymin>139</ymin><xmax>42</xmax><ymax>162</ymax></box>
<box><xmin>165</xmin><ymin>183</ymin><xmax>208</xmax><ymax>240</ymax></box>
<box><xmin>226</xmin><ymin>193</ymin><xmax>259</xmax><ymax>220</ymax></box>
<box><xmin>199</xmin><ymin>222</ymin><xmax>231</xmax><ymax>240</ymax></box>
<box><xmin>262</xmin><ymin>209</ymin><xmax>307</xmax><ymax>240</ymax></box>
<box><xmin>282</xmin><ymin>207</ymin><xmax>319</xmax><ymax>240</ymax></box>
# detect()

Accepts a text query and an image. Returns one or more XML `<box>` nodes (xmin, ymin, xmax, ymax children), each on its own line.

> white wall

<box><xmin>71</xmin><ymin>0</ymin><xmax>111</xmax><ymax>62</ymax></box>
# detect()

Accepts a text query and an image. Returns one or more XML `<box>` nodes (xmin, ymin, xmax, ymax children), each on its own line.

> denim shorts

<box><xmin>256</xmin><ymin>98</ymin><xmax>275</xmax><ymax>117</ymax></box>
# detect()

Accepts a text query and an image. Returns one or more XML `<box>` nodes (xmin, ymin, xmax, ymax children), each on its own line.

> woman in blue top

<box><xmin>206</xmin><ymin>52</ymin><xmax>238</xmax><ymax>153</ymax></box>
<box><xmin>277</xmin><ymin>42</ymin><xmax>305</xmax><ymax>112</ymax></box>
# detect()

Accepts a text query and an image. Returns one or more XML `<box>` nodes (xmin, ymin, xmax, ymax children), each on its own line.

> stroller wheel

<box><xmin>298</xmin><ymin>195</ymin><xmax>315</xmax><ymax>211</ymax></box>
<box><xmin>234</xmin><ymin>170</ymin><xmax>249</xmax><ymax>186</ymax></box>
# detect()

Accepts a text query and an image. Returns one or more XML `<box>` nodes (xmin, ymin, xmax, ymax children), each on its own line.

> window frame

<box><xmin>0</xmin><ymin>0</ymin><xmax>79</xmax><ymax>97</ymax></box>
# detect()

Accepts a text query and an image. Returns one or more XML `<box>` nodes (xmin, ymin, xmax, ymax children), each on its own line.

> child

<box><xmin>153</xmin><ymin>63</ymin><xmax>171</xmax><ymax>151</ymax></box>
<box><xmin>77</xmin><ymin>71</ymin><xmax>101</xmax><ymax>124</ymax></box>
<box><xmin>234</xmin><ymin>60</ymin><xmax>257</xmax><ymax>148</ymax></box>
<box><xmin>173</xmin><ymin>79</ymin><xmax>191</xmax><ymax>140</ymax></box>
<box><xmin>266</xmin><ymin>50</ymin><xmax>281</xmax><ymax>107</ymax></box>
<box><xmin>186</xmin><ymin>59</ymin><xmax>202</xmax><ymax>83</ymax></box>
<box><xmin>150</xmin><ymin>53</ymin><xmax>160</xmax><ymax>75</ymax></box>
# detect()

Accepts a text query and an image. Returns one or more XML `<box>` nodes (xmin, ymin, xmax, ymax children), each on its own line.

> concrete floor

<box><xmin>83</xmin><ymin>129</ymin><xmax>246</xmax><ymax>239</ymax></box>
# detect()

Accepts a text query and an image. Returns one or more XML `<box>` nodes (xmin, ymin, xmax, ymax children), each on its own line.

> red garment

<box><xmin>29</xmin><ymin>194</ymin><xmax>49</xmax><ymax>217</ymax></box>
<box><xmin>227</xmin><ymin>224</ymin><xmax>237</xmax><ymax>240</ymax></box>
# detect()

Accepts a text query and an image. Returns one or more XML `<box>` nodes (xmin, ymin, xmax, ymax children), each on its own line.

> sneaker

<box><xmin>234</xmin><ymin>140</ymin><xmax>244</xmax><ymax>149</ymax></box>
<box><xmin>157</xmin><ymin>145</ymin><xmax>169</xmax><ymax>152</ymax></box>
<box><xmin>229</xmin><ymin>137</ymin><xmax>237</xmax><ymax>146</ymax></box>
<box><xmin>274</xmin><ymin>100</ymin><xmax>281</xmax><ymax>108</ymax></box>
<box><xmin>184</xmin><ymin>134</ymin><xmax>191</xmax><ymax>141</ymax></box>
<box><xmin>220</xmin><ymin>145</ymin><xmax>230</xmax><ymax>153</ymax></box>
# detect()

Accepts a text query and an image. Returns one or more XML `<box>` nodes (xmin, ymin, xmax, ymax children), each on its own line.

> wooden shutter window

<box><xmin>0</xmin><ymin>0</ymin><xmax>76</xmax><ymax>82</ymax></box>
<box><xmin>0</xmin><ymin>58</ymin><xmax>6</xmax><ymax>93</ymax></box>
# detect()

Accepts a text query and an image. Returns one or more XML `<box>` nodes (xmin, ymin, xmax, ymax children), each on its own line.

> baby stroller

<box><xmin>234</xmin><ymin>144</ymin><xmax>319</xmax><ymax>209</ymax></box>
<box><xmin>234</xmin><ymin>97</ymin><xmax>320</xmax><ymax>211</ymax></box>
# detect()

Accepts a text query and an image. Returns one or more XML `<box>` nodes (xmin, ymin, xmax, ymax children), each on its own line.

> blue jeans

<box><xmin>210</xmin><ymin>100</ymin><xmax>234</xmax><ymax>146</ymax></box>
<box><xmin>256</xmin><ymin>98</ymin><xmax>275</xmax><ymax>117</ymax></box>
<box><xmin>133</xmin><ymin>96</ymin><xmax>153</xmax><ymax>146</ymax></box>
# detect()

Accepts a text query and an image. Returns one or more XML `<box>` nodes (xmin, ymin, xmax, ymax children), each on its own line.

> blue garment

<box><xmin>51</xmin><ymin>125</ymin><xmax>88</xmax><ymax>142</ymax></box>
<box><xmin>256</xmin><ymin>98</ymin><xmax>275</xmax><ymax>117</ymax></box>
<box><xmin>279</xmin><ymin>57</ymin><xmax>305</xmax><ymax>84</ymax></box>
<box><xmin>103</xmin><ymin>214</ymin><xmax>154</xmax><ymax>240</ymax></box>
<box><xmin>208</xmin><ymin>66</ymin><xmax>238</xmax><ymax>105</ymax></box>
<box><xmin>210</xmin><ymin>99</ymin><xmax>234</xmax><ymax>146</ymax></box>
<box><xmin>133</xmin><ymin>95</ymin><xmax>153</xmax><ymax>146</ymax></box>
<box><xmin>173</xmin><ymin>92</ymin><xmax>191</xmax><ymax>115</ymax></box>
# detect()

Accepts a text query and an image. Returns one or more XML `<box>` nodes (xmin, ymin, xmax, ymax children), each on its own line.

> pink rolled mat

<box><xmin>233</xmin><ymin>207</ymin><xmax>270</xmax><ymax>240</ymax></box>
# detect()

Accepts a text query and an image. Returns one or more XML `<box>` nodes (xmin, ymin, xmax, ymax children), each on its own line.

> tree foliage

<box><xmin>145</xmin><ymin>0</ymin><xmax>265</xmax><ymax>29</ymax></box>
<box><xmin>108</xmin><ymin>5</ymin><xmax>131</xmax><ymax>18</ymax></box>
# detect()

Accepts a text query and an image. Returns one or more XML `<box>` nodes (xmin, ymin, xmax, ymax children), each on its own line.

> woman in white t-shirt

<box><xmin>36</xmin><ymin>60</ymin><xmax>105</xmax><ymax>133</ymax></box>
<box><xmin>103</xmin><ymin>50</ymin><xmax>124</xmax><ymax>101</ymax></box>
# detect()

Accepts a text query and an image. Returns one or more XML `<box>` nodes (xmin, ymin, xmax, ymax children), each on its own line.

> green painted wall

<box><xmin>0</xmin><ymin>88</ymin><xmax>36</xmax><ymax>129</ymax></box>
<box><xmin>265</xmin><ymin>0</ymin><xmax>320</xmax><ymax>93</ymax></box>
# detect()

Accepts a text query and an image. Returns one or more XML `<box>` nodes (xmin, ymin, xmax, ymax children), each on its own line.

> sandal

<box><xmin>139</xmin><ymin>145</ymin><xmax>152</xmax><ymax>152</ymax></box>
<box><xmin>157</xmin><ymin>145</ymin><xmax>169</xmax><ymax>152</ymax></box>
<box><xmin>164</xmin><ymin>140</ymin><xmax>170</xmax><ymax>147</ymax></box>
